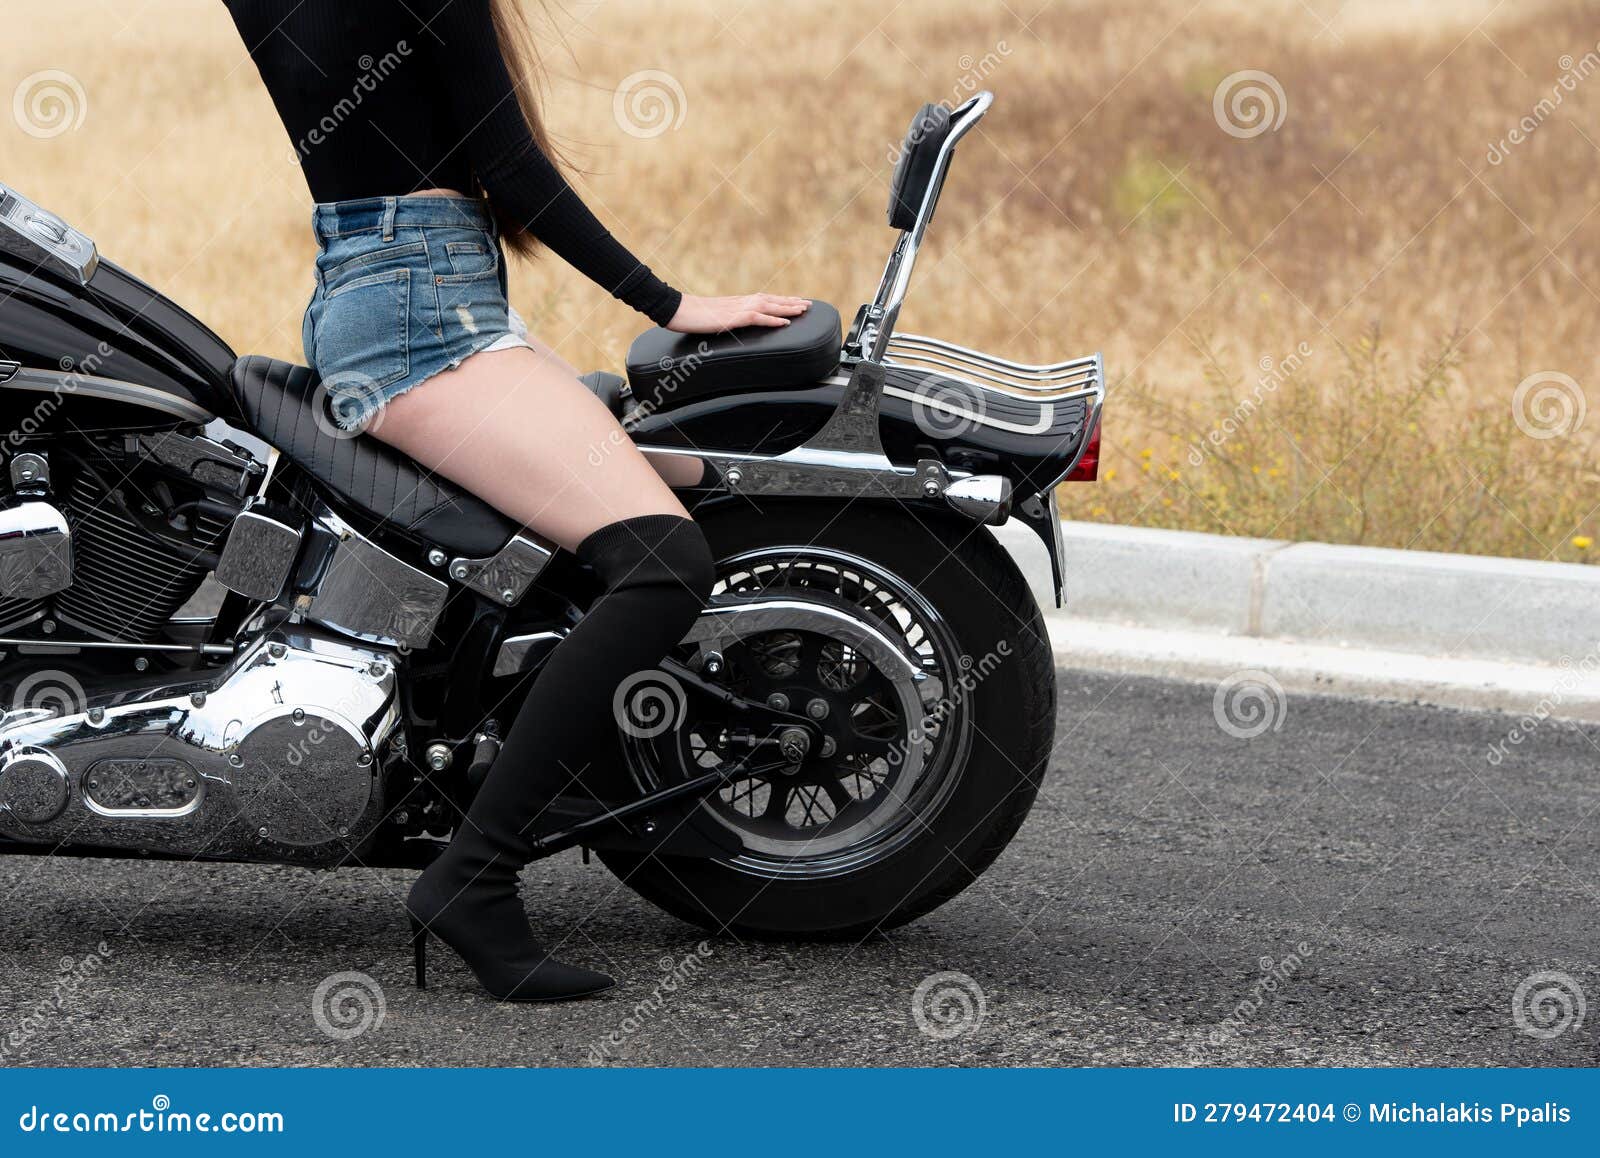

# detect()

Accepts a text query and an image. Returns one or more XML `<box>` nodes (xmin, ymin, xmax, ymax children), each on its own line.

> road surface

<box><xmin>2</xmin><ymin>670</ymin><xmax>1595</xmax><ymax>1067</ymax></box>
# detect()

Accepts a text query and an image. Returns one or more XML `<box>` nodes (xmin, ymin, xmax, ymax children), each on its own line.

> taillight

<box><xmin>1064</xmin><ymin>414</ymin><xmax>1100</xmax><ymax>482</ymax></box>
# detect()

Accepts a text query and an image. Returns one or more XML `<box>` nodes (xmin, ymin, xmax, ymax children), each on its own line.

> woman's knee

<box><xmin>576</xmin><ymin>514</ymin><xmax>716</xmax><ymax>612</ymax></box>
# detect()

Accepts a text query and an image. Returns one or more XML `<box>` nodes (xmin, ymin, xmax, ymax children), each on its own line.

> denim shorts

<box><xmin>302</xmin><ymin>194</ymin><xmax>531</xmax><ymax>430</ymax></box>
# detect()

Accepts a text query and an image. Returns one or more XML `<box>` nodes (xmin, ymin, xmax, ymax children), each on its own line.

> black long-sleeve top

<box><xmin>224</xmin><ymin>0</ymin><xmax>681</xmax><ymax>325</ymax></box>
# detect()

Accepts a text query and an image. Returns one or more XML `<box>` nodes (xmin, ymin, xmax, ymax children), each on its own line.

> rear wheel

<box><xmin>599</xmin><ymin>502</ymin><xmax>1056</xmax><ymax>940</ymax></box>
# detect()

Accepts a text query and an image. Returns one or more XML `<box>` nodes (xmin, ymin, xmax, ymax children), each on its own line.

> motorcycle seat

<box><xmin>230</xmin><ymin>355</ymin><xmax>518</xmax><ymax>556</ymax></box>
<box><xmin>625</xmin><ymin>299</ymin><xmax>842</xmax><ymax>414</ymax></box>
<box><xmin>229</xmin><ymin>358</ymin><xmax>631</xmax><ymax>560</ymax></box>
<box><xmin>231</xmin><ymin>357</ymin><xmax>637</xmax><ymax>556</ymax></box>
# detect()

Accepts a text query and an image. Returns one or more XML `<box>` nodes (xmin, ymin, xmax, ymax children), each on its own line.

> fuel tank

<box><xmin>0</xmin><ymin>182</ymin><xmax>236</xmax><ymax>431</ymax></box>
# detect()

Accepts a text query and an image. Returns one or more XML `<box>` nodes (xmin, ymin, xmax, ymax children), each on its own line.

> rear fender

<box><xmin>626</xmin><ymin>373</ymin><xmax>1092</xmax><ymax>500</ymax></box>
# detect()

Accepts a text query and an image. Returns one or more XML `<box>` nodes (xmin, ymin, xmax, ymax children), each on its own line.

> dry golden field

<box><xmin>1</xmin><ymin>0</ymin><xmax>1596</xmax><ymax>559</ymax></box>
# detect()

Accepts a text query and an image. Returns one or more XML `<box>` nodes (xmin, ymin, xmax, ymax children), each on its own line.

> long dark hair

<box><xmin>488</xmin><ymin>0</ymin><xmax>565</xmax><ymax>258</ymax></box>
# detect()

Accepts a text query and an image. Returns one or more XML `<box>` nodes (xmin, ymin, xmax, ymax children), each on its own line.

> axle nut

<box><xmin>778</xmin><ymin>727</ymin><xmax>811</xmax><ymax>764</ymax></box>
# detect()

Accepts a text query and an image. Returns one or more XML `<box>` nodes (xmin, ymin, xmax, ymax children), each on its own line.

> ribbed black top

<box><xmin>224</xmin><ymin>0</ymin><xmax>681</xmax><ymax>325</ymax></box>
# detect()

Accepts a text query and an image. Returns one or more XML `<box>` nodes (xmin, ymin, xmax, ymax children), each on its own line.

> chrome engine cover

<box><xmin>0</xmin><ymin>628</ymin><xmax>399</xmax><ymax>864</ymax></box>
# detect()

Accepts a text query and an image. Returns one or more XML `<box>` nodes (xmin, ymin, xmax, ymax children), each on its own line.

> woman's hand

<box><xmin>665</xmin><ymin>293</ymin><xmax>811</xmax><ymax>334</ymax></box>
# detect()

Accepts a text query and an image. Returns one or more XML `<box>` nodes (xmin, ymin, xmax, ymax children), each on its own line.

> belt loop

<box><xmin>381</xmin><ymin>196</ymin><xmax>397</xmax><ymax>242</ymax></box>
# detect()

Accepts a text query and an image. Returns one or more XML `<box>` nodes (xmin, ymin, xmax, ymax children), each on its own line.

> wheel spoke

<box><xmin>762</xmin><ymin>779</ymin><xmax>791</xmax><ymax>820</ymax></box>
<box><xmin>821</xmin><ymin>777</ymin><xmax>854</xmax><ymax>811</ymax></box>
<box><xmin>795</xmin><ymin>784</ymin><xmax>830</xmax><ymax>826</ymax></box>
<box><xmin>723</xmin><ymin>777</ymin><xmax>764</xmax><ymax>813</ymax></box>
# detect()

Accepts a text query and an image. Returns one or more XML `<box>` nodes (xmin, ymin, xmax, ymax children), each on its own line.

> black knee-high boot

<box><xmin>407</xmin><ymin>514</ymin><xmax>715</xmax><ymax>1001</ymax></box>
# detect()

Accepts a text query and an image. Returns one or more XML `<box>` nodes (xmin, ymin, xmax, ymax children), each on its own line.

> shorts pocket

<box><xmin>440</xmin><ymin>240</ymin><xmax>501</xmax><ymax>282</ymax></box>
<box><xmin>314</xmin><ymin>268</ymin><xmax>411</xmax><ymax>395</ymax></box>
<box><xmin>321</xmin><ymin>240</ymin><xmax>427</xmax><ymax>294</ymax></box>
<box><xmin>436</xmin><ymin>268</ymin><xmax>512</xmax><ymax>352</ymax></box>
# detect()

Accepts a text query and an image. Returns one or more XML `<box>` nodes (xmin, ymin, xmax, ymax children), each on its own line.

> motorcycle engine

<box><xmin>0</xmin><ymin>432</ymin><xmax>257</xmax><ymax>641</ymax></box>
<box><xmin>0</xmin><ymin>628</ymin><xmax>399</xmax><ymax>864</ymax></box>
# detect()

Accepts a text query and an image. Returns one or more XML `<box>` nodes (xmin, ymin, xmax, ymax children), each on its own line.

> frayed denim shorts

<box><xmin>302</xmin><ymin>194</ymin><xmax>531</xmax><ymax>431</ymax></box>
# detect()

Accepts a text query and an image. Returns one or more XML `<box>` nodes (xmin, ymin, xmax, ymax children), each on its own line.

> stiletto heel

<box><xmin>406</xmin><ymin>873</ymin><xmax>614</xmax><ymax>1002</ymax></box>
<box><xmin>408</xmin><ymin>914</ymin><xmax>428</xmax><ymax>990</ymax></box>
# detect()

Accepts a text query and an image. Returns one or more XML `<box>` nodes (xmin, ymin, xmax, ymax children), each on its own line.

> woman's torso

<box><xmin>225</xmin><ymin>0</ymin><xmax>475</xmax><ymax>203</ymax></box>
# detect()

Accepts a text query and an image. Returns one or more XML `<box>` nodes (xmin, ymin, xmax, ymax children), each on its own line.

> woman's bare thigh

<box><xmin>368</xmin><ymin>345</ymin><xmax>688</xmax><ymax>552</ymax></box>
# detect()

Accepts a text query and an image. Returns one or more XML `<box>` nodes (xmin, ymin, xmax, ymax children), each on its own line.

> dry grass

<box><xmin>1</xmin><ymin>0</ymin><xmax>1595</xmax><ymax>559</ymax></box>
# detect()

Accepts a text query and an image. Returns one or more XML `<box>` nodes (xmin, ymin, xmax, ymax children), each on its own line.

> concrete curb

<box><xmin>1044</xmin><ymin>618</ymin><xmax>1600</xmax><ymax>724</ymax></box>
<box><xmin>990</xmin><ymin>520</ymin><xmax>1600</xmax><ymax>721</ymax></box>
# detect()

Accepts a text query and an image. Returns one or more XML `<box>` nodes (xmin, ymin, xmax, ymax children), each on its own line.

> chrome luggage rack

<box><xmin>882</xmin><ymin>332</ymin><xmax>1102</xmax><ymax>404</ymax></box>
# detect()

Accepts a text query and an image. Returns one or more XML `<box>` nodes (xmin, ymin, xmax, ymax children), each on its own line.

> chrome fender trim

<box><xmin>682</xmin><ymin>594</ymin><xmax>942</xmax><ymax>707</ymax></box>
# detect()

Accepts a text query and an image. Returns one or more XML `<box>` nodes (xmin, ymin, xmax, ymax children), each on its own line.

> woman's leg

<box><xmin>373</xmin><ymin>347</ymin><xmax>715</xmax><ymax>1001</ymax></box>
<box><xmin>371</xmin><ymin>344</ymin><xmax>688</xmax><ymax>549</ymax></box>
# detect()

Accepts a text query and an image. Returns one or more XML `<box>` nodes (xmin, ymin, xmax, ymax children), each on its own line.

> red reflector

<box><xmin>1064</xmin><ymin>415</ymin><xmax>1100</xmax><ymax>482</ymax></box>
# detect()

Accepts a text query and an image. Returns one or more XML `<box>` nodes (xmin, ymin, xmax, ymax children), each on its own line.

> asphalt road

<box><xmin>2</xmin><ymin>669</ymin><xmax>1597</xmax><ymax>1067</ymax></box>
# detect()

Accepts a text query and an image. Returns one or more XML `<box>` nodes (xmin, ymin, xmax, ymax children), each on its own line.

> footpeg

<box><xmin>465</xmin><ymin>726</ymin><xmax>501</xmax><ymax>789</ymax></box>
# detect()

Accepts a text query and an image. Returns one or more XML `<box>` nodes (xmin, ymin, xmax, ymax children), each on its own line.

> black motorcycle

<box><xmin>0</xmin><ymin>93</ymin><xmax>1100</xmax><ymax>938</ymax></box>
